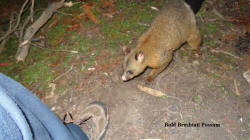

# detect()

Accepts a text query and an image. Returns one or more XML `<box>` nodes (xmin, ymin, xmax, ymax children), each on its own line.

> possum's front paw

<box><xmin>193</xmin><ymin>50</ymin><xmax>202</xmax><ymax>58</ymax></box>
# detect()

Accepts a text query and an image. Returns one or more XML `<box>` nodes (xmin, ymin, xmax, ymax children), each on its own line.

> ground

<box><xmin>0</xmin><ymin>0</ymin><xmax>249</xmax><ymax>139</ymax></box>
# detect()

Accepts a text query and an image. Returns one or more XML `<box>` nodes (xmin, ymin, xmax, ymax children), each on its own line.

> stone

<box><xmin>243</xmin><ymin>69</ymin><xmax>250</xmax><ymax>83</ymax></box>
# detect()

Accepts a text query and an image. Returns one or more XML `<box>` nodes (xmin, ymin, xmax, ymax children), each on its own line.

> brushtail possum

<box><xmin>122</xmin><ymin>0</ymin><xmax>204</xmax><ymax>82</ymax></box>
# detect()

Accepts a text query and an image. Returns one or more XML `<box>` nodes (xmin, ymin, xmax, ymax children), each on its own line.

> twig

<box><xmin>210</xmin><ymin>49</ymin><xmax>242</xmax><ymax>60</ymax></box>
<box><xmin>56</xmin><ymin>11</ymin><xmax>74</xmax><ymax>16</ymax></box>
<box><xmin>199</xmin><ymin>15</ymin><xmax>204</xmax><ymax>23</ymax></box>
<box><xmin>0</xmin><ymin>0</ymin><xmax>30</xmax><ymax>42</ymax></box>
<box><xmin>233</xmin><ymin>80</ymin><xmax>240</xmax><ymax>96</ymax></box>
<box><xmin>0</xmin><ymin>14</ymin><xmax>15</xmax><ymax>53</ymax></box>
<box><xmin>30</xmin><ymin>42</ymin><xmax>79</xmax><ymax>54</ymax></box>
<box><xmin>19</xmin><ymin>15</ymin><xmax>32</xmax><ymax>43</ymax></box>
<box><xmin>212</xmin><ymin>9</ymin><xmax>226</xmax><ymax>21</ymax></box>
<box><xmin>30</xmin><ymin>0</ymin><xmax>35</xmax><ymax>22</ymax></box>
<box><xmin>0</xmin><ymin>39</ymin><xmax>8</xmax><ymax>54</ymax></box>
<box><xmin>206</xmin><ymin>0</ymin><xmax>227</xmax><ymax>21</ymax></box>
<box><xmin>138</xmin><ymin>22</ymin><xmax>150</xmax><ymax>27</ymax></box>
<box><xmin>53</xmin><ymin>65</ymin><xmax>74</xmax><ymax>82</ymax></box>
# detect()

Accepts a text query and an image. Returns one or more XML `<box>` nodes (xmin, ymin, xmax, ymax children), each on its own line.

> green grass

<box><xmin>193</xmin><ymin>95</ymin><xmax>201</xmax><ymax>103</ymax></box>
<box><xmin>55</xmin><ymin>85</ymin><xmax>66</xmax><ymax>93</ymax></box>
<box><xmin>0</xmin><ymin>0</ymin><xmax>164</xmax><ymax>95</ymax></box>
<box><xmin>197</xmin><ymin>7</ymin><xmax>205</xmax><ymax>17</ymax></box>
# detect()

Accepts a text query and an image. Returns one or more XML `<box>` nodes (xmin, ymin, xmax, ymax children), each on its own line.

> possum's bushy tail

<box><xmin>185</xmin><ymin>0</ymin><xmax>205</xmax><ymax>14</ymax></box>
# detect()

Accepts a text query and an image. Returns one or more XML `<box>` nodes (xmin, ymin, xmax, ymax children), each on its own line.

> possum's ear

<box><xmin>122</xmin><ymin>46</ymin><xmax>131</xmax><ymax>56</ymax></box>
<box><xmin>135</xmin><ymin>51</ymin><xmax>144</xmax><ymax>63</ymax></box>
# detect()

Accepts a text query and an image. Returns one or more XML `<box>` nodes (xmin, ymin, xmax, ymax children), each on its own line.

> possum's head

<box><xmin>122</xmin><ymin>50</ymin><xmax>146</xmax><ymax>81</ymax></box>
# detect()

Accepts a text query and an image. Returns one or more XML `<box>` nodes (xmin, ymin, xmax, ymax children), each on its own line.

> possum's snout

<box><xmin>122</xmin><ymin>72</ymin><xmax>129</xmax><ymax>81</ymax></box>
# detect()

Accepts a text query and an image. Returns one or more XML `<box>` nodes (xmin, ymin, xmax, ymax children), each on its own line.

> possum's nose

<box><xmin>122</xmin><ymin>73</ymin><xmax>128</xmax><ymax>81</ymax></box>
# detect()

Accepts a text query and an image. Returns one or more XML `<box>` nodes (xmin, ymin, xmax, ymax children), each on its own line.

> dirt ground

<box><xmin>43</xmin><ymin>49</ymin><xmax>249</xmax><ymax>140</ymax></box>
<box><xmin>40</xmin><ymin>1</ymin><xmax>250</xmax><ymax>140</ymax></box>
<box><xmin>43</xmin><ymin>40</ymin><xmax>250</xmax><ymax>139</ymax></box>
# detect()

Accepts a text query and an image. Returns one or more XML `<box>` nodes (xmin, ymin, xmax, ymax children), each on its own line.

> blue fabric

<box><xmin>0</xmin><ymin>87</ymin><xmax>33</xmax><ymax>140</ymax></box>
<box><xmin>0</xmin><ymin>105</ymin><xmax>22</xmax><ymax>140</ymax></box>
<box><xmin>0</xmin><ymin>73</ymin><xmax>88</xmax><ymax>140</ymax></box>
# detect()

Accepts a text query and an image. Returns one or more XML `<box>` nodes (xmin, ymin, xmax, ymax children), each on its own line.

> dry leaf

<box><xmin>99</xmin><ymin>0</ymin><xmax>116</xmax><ymax>18</ymax></box>
<box><xmin>0</xmin><ymin>62</ymin><xmax>13</xmax><ymax>66</ymax></box>
<box><xmin>82</xmin><ymin>4</ymin><xmax>98</xmax><ymax>23</ymax></box>
<box><xmin>101</xmin><ymin>0</ymin><xmax>114</xmax><ymax>8</ymax></box>
<box><xmin>66</xmin><ymin>23</ymin><xmax>81</xmax><ymax>31</ymax></box>
<box><xmin>53</xmin><ymin>38</ymin><xmax>66</xmax><ymax>46</ymax></box>
<box><xmin>137</xmin><ymin>84</ymin><xmax>166</xmax><ymax>97</ymax></box>
<box><xmin>49</xmin><ymin>16</ymin><xmax>58</xmax><ymax>28</ymax></box>
<box><xmin>64</xmin><ymin>1</ymin><xmax>73</xmax><ymax>7</ymax></box>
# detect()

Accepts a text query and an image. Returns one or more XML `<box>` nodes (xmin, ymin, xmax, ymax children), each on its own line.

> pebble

<box><xmin>192</xmin><ymin>60</ymin><xmax>200</xmax><ymax>66</ymax></box>
<box><xmin>243</xmin><ymin>69</ymin><xmax>250</xmax><ymax>83</ymax></box>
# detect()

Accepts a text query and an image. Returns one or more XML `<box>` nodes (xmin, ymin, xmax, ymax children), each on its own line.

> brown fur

<box><xmin>122</xmin><ymin>0</ymin><xmax>202</xmax><ymax>82</ymax></box>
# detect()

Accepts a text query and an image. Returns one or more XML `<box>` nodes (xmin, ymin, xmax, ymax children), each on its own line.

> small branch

<box><xmin>210</xmin><ymin>49</ymin><xmax>242</xmax><ymax>60</ymax></box>
<box><xmin>0</xmin><ymin>0</ymin><xmax>30</xmax><ymax>42</ymax></box>
<box><xmin>30</xmin><ymin>0</ymin><xmax>35</xmax><ymax>22</ymax></box>
<box><xmin>206</xmin><ymin>0</ymin><xmax>227</xmax><ymax>21</ymax></box>
<box><xmin>233</xmin><ymin>80</ymin><xmax>240</xmax><ymax>96</ymax></box>
<box><xmin>212</xmin><ymin>8</ymin><xmax>226</xmax><ymax>21</ymax></box>
<box><xmin>56</xmin><ymin>11</ymin><xmax>74</xmax><ymax>16</ymax></box>
<box><xmin>53</xmin><ymin>65</ymin><xmax>74</xmax><ymax>82</ymax></box>
<box><xmin>0</xmin><ymin>39</ymin><xmax>7</xmax><ymax>54</ymax></box>
<box><xmin>138</xmin><ymin>22</ymin><xmax>150</xmax><ymax>27</ymax></box>
<box><xmin>19</xmin><ymin>15</ymin><xmax>32</xmax><ymax>43</ymax></box>
<box><xmin>30</xmin><ymin>42</ymin><xmax>79</xmax><ymax>54</ymax></box>
<box><xmin>15</xmin><ymin>0</ymin><xmax>65</xmax><ymax>62</ymax></box>
<box><xmin>0</xmin><ymin>14</ymin><xmax>15</xmax><ymax>53</ymax></box>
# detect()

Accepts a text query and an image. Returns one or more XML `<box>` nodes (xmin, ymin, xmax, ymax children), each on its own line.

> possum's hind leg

<box><xmin>187</xmin><ymin>28</ymin><xmax>202</xmax><ymax>55</ymax></box>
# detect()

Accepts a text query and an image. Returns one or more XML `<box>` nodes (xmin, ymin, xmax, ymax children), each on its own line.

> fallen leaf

<box><xmin>101</xmin><ymin>0</ymin><xmax>114</xmax><ymax>8</ymax></box>
<box><xmin>49</xmin><ymin>16</ymin><xmax>58</xmax><ymax>28</ymax></box>
<box><xmin>98</xmin><ymin>0</ymin><xmax>116</xmax><ymax>18</ymax></box>
<box><xmin>221</xmin><ymin>34</ymin><xmax>237</xmax><ymax>42</ymax></box>
<box><xmin>72</xmin><ymin>13</ymin><xmax>87</xmax><ymax>21</ymax></box>
<box><xmin>66</xmin><ymin>23</ymin><xmax>81</xmax><ymax>31</ymax></box>
<box><xmin>0</xmin><ymin>62</ymin><xmax>14</xmax><ymax>66</ymax></box>
<box><xmin>138</xmin><ymin>84</ymin><xmax>166</xmax><ymax>97</ymax></box>
<box><xmin>82</xmin><ymin>3</ymin><xmax>98</xmax><ymax>23</ymax></box>
<box><xmin>53</xmin><ymin>38</ymin><xmax>66</xmax><ymax>46</ymax></box>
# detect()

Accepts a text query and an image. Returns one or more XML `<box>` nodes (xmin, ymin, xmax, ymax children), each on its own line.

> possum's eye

<box><xmin>128</xmin><ymin>70</ymin><xmax>133</xmax><ymax>75</ymax></box>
